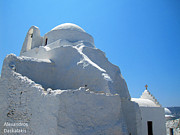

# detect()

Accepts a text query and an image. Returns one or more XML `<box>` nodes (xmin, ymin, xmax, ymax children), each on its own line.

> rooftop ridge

<box><xmin>140</xmin><ymin>89</ymin><xmax>161</xmax><ymax>107</ymax></box>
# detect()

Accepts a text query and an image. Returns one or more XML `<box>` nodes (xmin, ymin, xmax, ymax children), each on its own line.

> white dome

<box><xmin>164</xmin><ymin>108</ymin><xmax>172</xmax><ymax>115</ymax></box>
<box><xmin>51</xmin><ymin>23</ymin><xmax>85</xmax><ymax>33</ymax></box>
<box><xmin>131</xmin><ymin>98</ymin><xmax>159</xmax><ymax>107</ymax></box>
<box><xmin>164</xmin><ymin>108</ymin><xmax>174</xmax><ymax>119</ymax></box>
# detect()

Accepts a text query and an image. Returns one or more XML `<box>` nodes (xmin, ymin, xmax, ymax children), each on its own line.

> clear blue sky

<box><xmin>0</xmin><ymin>0</ymin><xmax>180</xmax><ymax>107</ymax></box>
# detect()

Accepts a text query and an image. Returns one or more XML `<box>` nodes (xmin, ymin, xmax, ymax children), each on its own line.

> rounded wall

<box><xmin>43</xmin><ymin>29</ymin><xmax>94</xmax><ymax>47</ymax></box>
<box><xmin>30</xmin><ymin>27</ymin><xmax>43</xmax><ymax>49</ymax></box>
<box><xmin>20</xmin><ymin>26</ymin><xmax>43</xmax><ymax>55</ymax></box>
<box><xmin>121</xmin><ymin>100</ymin><xmax>142</xmax><ymax>135</ymax></box>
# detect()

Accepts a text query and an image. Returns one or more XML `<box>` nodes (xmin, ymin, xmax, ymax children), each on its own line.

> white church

<box><xmin>0</xmin><ymin>23</ymin><xmax>166</xmax><ymax>135</ymax></box>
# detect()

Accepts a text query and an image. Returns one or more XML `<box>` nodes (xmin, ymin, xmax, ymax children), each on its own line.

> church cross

<box><xmin>145</xmin><ymin>84</ymin><xmax>148</xmax><ymax>90</ymax></box>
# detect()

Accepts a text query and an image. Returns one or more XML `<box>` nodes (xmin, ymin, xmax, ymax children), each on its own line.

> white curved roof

<box><xmin>164</xmin><ymin>108</ymin><xmax>172</xmax><ymax>115</ymax></box>
<box><xmin>131</xmin><ymin>98</ymin><xmax>159</xmax><ymax>107</ymax></box>
<box><xmin>164</xmin><ymin>108</ymin><xmax>174</xmax><ymax>118</ymax></box>
<box><xmin>51</xmin><ymin>23</ymin><xmax>86</xmax><ymax>32</ymax></box>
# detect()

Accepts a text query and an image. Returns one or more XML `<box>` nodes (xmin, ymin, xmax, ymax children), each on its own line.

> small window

<box><xmin>45</xmin><ymin>38</ymin><xmax>48</xmax><ymax>46</ymax></box>
<box><xmin>30</xmin><ymin>34</ymin><xmax>33</xmax><ymax>38</ymax></box>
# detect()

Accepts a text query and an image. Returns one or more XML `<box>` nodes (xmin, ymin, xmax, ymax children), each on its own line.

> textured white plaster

<box><xmin>0</xmin><ymin>23</ymin><xmax>167</xmax><ymax>135</ymax></box>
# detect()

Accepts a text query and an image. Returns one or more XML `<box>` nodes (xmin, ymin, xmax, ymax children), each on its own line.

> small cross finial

<box><xmin>145</xmin><ymin>84</ymin><xmax>148</xmax><ymax>90</ymax></box>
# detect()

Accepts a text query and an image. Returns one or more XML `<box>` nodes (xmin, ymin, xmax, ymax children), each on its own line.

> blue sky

<box><xmin>0</xmin><ymin>0</ymin><xmax>180</xmax><ymax>107</ymax></box>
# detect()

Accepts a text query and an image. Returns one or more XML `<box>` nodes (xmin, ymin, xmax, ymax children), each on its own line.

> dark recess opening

<box><xmin>170</xmin><ymin>128</ymin><xmax>173</xmax><ymax>135</ymax></box>
<box><xmin>147</xmin><ymin>121</ymin><xmax>153</xmax><ymax>135</ymax></box>
<box><xmin>45</xmin><ymin>38</ymin><xmax>48</xmax><ymax>46</ymax></box>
